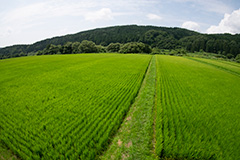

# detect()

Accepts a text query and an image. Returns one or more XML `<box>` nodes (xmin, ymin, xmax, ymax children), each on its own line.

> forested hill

<box><xmin>1</xmin><ymin>25</ymin><xmax>240</xmax><ymax>58</ymax></box>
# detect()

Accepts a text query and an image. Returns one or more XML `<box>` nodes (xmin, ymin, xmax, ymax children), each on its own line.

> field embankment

<box><xmin>187</xmin><ymin>57</ymin><xmax>240</xmax><ymax>76</ymax></box>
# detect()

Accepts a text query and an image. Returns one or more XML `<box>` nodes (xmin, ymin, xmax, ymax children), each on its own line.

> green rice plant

<box><xmin>187</xmin><ymin>57</ymin><xmax>240</xmax><ymax>76</ymax></box>
<box><xmin>155</xmin><ymin>55</ymin><xmax>240</xmax><ymax>160</ymax></box>
<box><xmin>0</xmin><ymin>54</ymin><xmax>151</xmax><ymax>159</ymax></box>
<box><xmin>101</xmin><ymin>56</ymin><xmax>157</xmax><ymax>160</ymax></box>
<box><xmin>1</xmin><ymin>54</ymin><xmax>239</xmax><ymax>159</ymax></box>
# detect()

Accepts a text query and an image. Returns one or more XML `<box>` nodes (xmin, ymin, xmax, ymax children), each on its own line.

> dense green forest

<box><xmin>0</xmin><ymin>25</ymin><xmax>240</xmax><ymax>59</ymax></box>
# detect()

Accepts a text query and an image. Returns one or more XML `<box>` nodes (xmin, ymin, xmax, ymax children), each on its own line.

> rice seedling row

<box><xmin>0</xmin><ymin>54</ymin><xmax>151</xmax><ymax>159</ymax></box>
<box><xmin>155</xmin><ymin>55</ymin><xmax>240</xmax><ymax>160</ymax></box>
<box><xmin>187</xmin><ymin>57</ymin><xmax>240</xmax><ymax>76</ymax></box>
<box><xmin>1</xmin><ymin>54</ymin><xmax>239</xmax><ymax>160</ymax></box>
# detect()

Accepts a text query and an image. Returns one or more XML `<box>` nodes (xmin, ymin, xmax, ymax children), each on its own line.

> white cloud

<box><xmin>1</xmin><ymin>2</ymin><xmax>79</xmax><ymax>28</ymax></box>
<box><xmin>207</xmin><ymin>9</ymin><xmax>240</xmax><ymax>34</ymax></box>
<box><xmin>147</xmin><ymin>13</ymin><xmax>162</xmax><ymax>20</ymax></box>
<box><xmin>181</xmin><ymin>21</ymin><xmax>200</xmax><ymax>31</ymax></box>
<box><xmin>172</xmin><ymin>0</ymin><xmax>232</xmax><ymax>14</ymax></box>
<box><xmin>2</xmin><ymin>2</ymin><xmax>47</xmax><ymax>26</ymax></box>
<box><xmin>2</xmin><ymin>0</ymin><xmax>149</xmax><ymax>47</ymax></box>
<box><xmin>198</xmin><ymin>0</ymin><xmax>232</xmax><ymax>14</ymax></box>
<box><xmin>0</xmin><ymin>1</ymin><xmax>117</xmax><ymax>29</ymax></box>
<box><xmin>0</xmin><ymin>0</ymin><xmax>238</xmax><ymax>47</ymax></box>
<box><xmin>84</xmin><ymin>8</ymin><xmax>113</xmax><ymax>22</ymax></box>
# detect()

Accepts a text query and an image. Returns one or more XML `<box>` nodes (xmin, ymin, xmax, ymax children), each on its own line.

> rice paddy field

<box><xmin>0</xmin><ymin>54</ymin><xmax>151</xmax><ymax>159</ymax></box>
<box><xmin>0</xmin><ymin>54</ymin><xmax>239</xmax><ymax>160</ymax></box>
<box><xmin>155</xmin><ymin>55</ymin><xmax>240</xmax><ymax>160</ymax></box>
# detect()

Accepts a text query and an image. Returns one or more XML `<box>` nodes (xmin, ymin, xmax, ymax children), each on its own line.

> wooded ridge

<box><xmin>0</xmin><ymin>25</ymin><xmax>240</xmax><ymax>59</ymax></box>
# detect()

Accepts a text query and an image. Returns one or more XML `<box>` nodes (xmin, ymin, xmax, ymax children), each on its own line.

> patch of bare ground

<box><xmin>122</xmin><ymin>153</ymin><xmax>129</xmax><ymax>160</ymax></box>
<box><xmin>126</xmin><ymin>116</ymin><xmax>131</xmax><ymax>121</ymax></box>
<box><xmin>125</xmin><ymin>141</ymin><xmax>132</xmax><ymax>148</ymax></box>
<box><xmin>118</xmin><ymin>139</ymin><xmax>122</xmax><ymax>146</ymax></box>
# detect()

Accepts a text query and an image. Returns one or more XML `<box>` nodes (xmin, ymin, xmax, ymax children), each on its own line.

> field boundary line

<box><xmin>185</xmin><ymin>57</ymin><xmax>240</xmax><ymax>77</ymax></box>
<box><xmin>152</xmin><ymin>55</ymin><xmax>157</xmax><ymax>157</ymax></box>
<box><xmin>217</xmin><ymin>60</ymin><xmax>240</xmax><ymax>68</ymax></box>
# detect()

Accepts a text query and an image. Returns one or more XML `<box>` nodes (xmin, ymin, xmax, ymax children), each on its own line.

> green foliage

<box><xmin>78</xmin><ymin>40</ymin><xmax>98</xmax><ymax>53</ymax></box>
<box><xmin>47</xmin><ymin>44</ymin><xmax>61</xmax><ymax>54</ymax></box>
<box><xmin>235</xmin><ymin>54</ymin><xmax>240</xmax><ymax>63</ymax></box>
<box><xmin>226</xmin><ymin>53</ymin><xmax>234</xmax><ymax>59</ymax></box>
<box><xmin>119</xmin><ymin>42</ymin><xmax>151</xmax><ymax>54</ymax></box>
<box><xmin>62</xmin><ymin>42</ymin><xmax>73</xmax><ymax>54</ymax></box>
<box><xmin>0</xmin><ymin>25</ymin><xmax>240</xmax><ymax>58</ymax></box>
<box><xmin>1</xmin><ymin>25</ymin><xmax>240</xmax><ymax>59</ymax></box>
<box><xmin>151</xmin><ymin>48</ymin><xmax>162</xmax><ymax>54</ymax></box>
<box><xmin>96</xmin><ymin>45</ymin><xmax>107</xmax><ymax>53</ymax></box>
<box><xmin>106</xmin><ymin>43</ymin><xmax>121</xmax><ymax>52</ymax></box>
<box><xmin>71</xmin><ymin>42</ymin><xmax>81</xmax><ymax>54</ymax></box>
<box><xmin>27</xmin><ymin>52</ymin><xmax>36</xmax><ymax>56</ymax></box>
<box><xmin>168</xmin><ymin>48</ymin><xmax>187</xmax><ymax>56</ymax></box>
<box><xmin>142</xmin><ymin>30</ymin><xmax>179</xmax><ymax>49</ymax></box>
<box><xmin>186</xmin><ymin>51</ymin><xmax>228</xmax><ymax>60</ymax></box>
<box><xmin>19</xmin><ymin>52</ymin><xmax>27</xmax><ymax>57</ymax></box>
<box><xmin>34</xmin><ymin>40</ymin><xmax>104</xmax><ymax>55</ymax></box>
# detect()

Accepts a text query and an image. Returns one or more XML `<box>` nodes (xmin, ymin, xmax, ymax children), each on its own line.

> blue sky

<box><xmin>0</xmin><ymin>0</ymin><xmax>240</xmax><ymax>47</ymax></box>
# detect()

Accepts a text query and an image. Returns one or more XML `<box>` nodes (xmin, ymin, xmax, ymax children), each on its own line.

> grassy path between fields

<box><xmin>100</xmin><ymin>56</ymin><xmax>158</xmax><ymax>160</ymax></box>
<box><xmin>186</xmin><ymin>57</ymin><xmax>240</xmax><ymax>77</ymax></box>
<box><xmin>0</xmin><ymin>143</ymin><xmax>18</xmax><ymax>160</ymax></box>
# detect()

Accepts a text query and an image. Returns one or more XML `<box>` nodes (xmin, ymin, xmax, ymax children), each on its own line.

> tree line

<box><xmin>31</xmin><ymin>41</ymin><xmax>152</xmax><ymax>56</ymax></box>
<box><xmin>0</xmin><ymin>25</ymin><xmax>240</xmax><ymax>60</ymax></box>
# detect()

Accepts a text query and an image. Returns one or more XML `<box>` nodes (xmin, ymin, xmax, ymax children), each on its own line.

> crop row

<box><xmin>155</xmin><ymin>55</ymin><xmax>240</xmax><ymax>159</ymax></box>
<box><xmin>187</xmin><ymin>57</ymin><xmax>240</xmax><ymax>76</ymax></box>
<box><xmin>0</xmin><ymin>54</ymin><xmax>151</xmax><ymax>159</ymax></box>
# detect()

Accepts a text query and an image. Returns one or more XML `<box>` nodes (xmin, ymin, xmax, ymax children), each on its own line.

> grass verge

<box><xmin>0</xmin><ymin>143</ymin><xmax>18</xmax><ymax>160</ymax></box>
<box><xmin>186</xmin><ymin>56</ymin><xmax>240</xmax><ymax>77</ymax></box>
<box><xmin>100</xmin><ymin>56</ymin><xmax>157</xmax><ymax>160</ymax></box>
